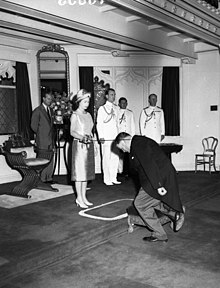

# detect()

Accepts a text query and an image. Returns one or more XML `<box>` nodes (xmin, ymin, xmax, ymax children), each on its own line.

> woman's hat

<box><xmin>76</xmin><ymin>89</ymin><xmax>91</xmax><ymax>102</ymax></box>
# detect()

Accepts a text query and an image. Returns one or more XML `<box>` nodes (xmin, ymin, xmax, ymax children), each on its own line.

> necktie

<box><xmin>47</xmin><ymin>107</ymin><xmax>51</xmax><ymax>119</ymax></box>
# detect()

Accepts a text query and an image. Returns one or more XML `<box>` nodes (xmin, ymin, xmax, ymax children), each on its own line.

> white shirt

<box><xmin>139</xmin><ymin>106</ymin><xmax>165</xmax><ymax>143</ymax></box>
<box><xmin>96</xmin><ymin>101</ymin><xmax>118</xmax><ymax>140</ymax></box>
<box><xmin>117</xmin><ymin>108</ymin><xmax>135</xmax><ymax>136</ymax></box>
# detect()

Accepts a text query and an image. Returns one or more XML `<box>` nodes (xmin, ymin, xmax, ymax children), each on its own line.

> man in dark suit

<box><xmin>115</xmin><ymin>132</ymin><xmax>185</xmax><ymax>243</ymax></box>
<box><xmin>31</xmin><ymin>91</ymin><xmax>55</xmax><ymax>184</ymax></box>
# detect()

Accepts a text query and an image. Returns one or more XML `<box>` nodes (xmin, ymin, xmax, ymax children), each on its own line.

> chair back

<box><xmin>202</xmin><ymin>136</ymin><xmax>218</xmax><ymax>155</ymax></box>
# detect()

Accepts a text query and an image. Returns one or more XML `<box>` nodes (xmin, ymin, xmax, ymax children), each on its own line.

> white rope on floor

<box><xmin>78</xmin><ymin>198</ymin><xmax>133</xmax><ymax>221</ymax></box>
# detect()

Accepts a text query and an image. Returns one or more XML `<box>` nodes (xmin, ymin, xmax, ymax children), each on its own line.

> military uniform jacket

<box><xmin>139</xmin><ymin>106</ymin><xmax>165</xmax><ymax>143</ymax></box>
<box><xmin>31</xmin><ymin>104</ymin><xmax>54</xmax><ymax>151</ymax></box>
<box><xmin>130</xmin><ymin>135</ymin><xmax>183</xmax><ymax>213</ymax></box>
<box><xmin>96</xmin><ymin>101</ymin><xmax>118</xmax><ymax>141</ymax></box>
<box><xmin>117</xmin><ymin>108</ymin><xmax>135</xmax><ymax>136</ymax></box>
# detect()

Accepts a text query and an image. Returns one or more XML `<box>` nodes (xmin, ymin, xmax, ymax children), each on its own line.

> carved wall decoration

<box><xmin>172</xmin><ymin>5</ymin><xmax>177</xmax><ymax>13</ymax></box>
<box><xmin>93</xmin><ymin>76</ymin><xmax>110</xmax><ymax>121</ymax></box>
<box><xmin>94</xmin><ymin>67</ymin><xmax>162</xmax><ymax>105</ymax></box>
<box><xmin>94</xmin><ymin>67</ymin><xmax>114</xmax><ymax>87</ymax></box>
<box><xmin>145</xmin><ymin>0</ymin><xmax>220</xmax><ymax>36</ymax></box>
<box><xmin>115</xmin><ymin>67</ymin><xmax>147</xmax><ymax>87</ymax></box>
<box><xmin>0</xmin><ymin>60</ymin><xmax>16</xmax><ymax>83</ymax></box>
<box><xmin>181</xmin><ymin>10</ymin><xmax>187</xmax><ymax>17</ymax></box>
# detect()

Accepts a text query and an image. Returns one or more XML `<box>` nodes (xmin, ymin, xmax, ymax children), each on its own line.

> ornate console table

<box><xmin>53</xmin><ymin>122</ymin><xmax>71</xmax><ymax>176</ymax></box>
<box><xmin>160</xmin><ymin>143</ymin><xmax>183</xmax><ymax>162</ymax></box>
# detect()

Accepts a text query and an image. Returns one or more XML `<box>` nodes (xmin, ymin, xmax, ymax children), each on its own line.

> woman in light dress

<box><xmin>70</xmin><ymin>89</ymin><xmax>95</xmax><ymax>208</ymax></box>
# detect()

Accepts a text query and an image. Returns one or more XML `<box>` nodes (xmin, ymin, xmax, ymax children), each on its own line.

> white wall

<box><xmin>174</xmin><ymin>50</ymin><xmax>220</xmax><ymax>171</ymax></box>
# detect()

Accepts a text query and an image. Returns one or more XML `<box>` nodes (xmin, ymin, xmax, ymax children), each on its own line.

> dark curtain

<box><xmin>16</xmin><ymin>62</ymin><xmax>34</xmax><ymax>140</ymax></box>
<box><xmin>161</xmin><ymin>67</ymin><xmax>180</xmax><ymax>136</ymax></box>
<box><xmin>79</xmin><ymin>67</ymin><xmax>94</xmax><ymax>119</ymax></box>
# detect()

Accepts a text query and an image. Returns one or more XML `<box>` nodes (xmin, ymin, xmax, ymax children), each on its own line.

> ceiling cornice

<box><xmin>0</xmin><ymin>0</ymin><xmax>197</xmax><ymax>59</ymax></box>
<box><xmin>104</xmin><ymin>0</ymin><xmax>220</xmax><ymax>46</ymax></box>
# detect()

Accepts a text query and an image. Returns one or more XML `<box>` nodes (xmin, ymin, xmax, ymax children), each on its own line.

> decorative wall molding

<box><xmin>145</xmin><ymin>0</ymin><xmax>220</xmax><ymax>36</ymax></box>
<box><xmin>105</xmin><ymin>0</ymin><xmax>220</xmax><ymax>47</ymax></box>
<box><xmin>114</xmin><ymin>67</ymin><xmax>148</xmax><ymax>87</ymax></box>
<box><xmin>181</xmin><ymin>57</ymin><xmax>197</xmax><ymax>64</ymax></box>
<box><xmin>0</xmin><ymin>60</ymin><xmax>16</xmax><ymax>82</ymax></box>
<box><xmin>94</xmin><ymin>67</ymin><xmax>114</xmax><ymax>88</ymax></box>
<box><xmin>94</xmin><ymin>67</ymin><xmax>162</xmax><ymax>97</ymax></box>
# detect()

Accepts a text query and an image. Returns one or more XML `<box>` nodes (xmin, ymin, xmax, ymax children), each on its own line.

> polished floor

<box><xmin>0</xmin><ymin>171</ymin><xmax>219</xmax><ymax>287</ymax></box>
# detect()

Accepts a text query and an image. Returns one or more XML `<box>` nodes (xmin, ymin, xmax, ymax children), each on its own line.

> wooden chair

<box><xmin>0</xmin><ymin>135</ymin><xmax>58</xmax><ymax>198</ymax></box>
<box><xmin>195</xmin><ymin>136</ymin><xmax>218</xmax><ymax>174</ymax></box>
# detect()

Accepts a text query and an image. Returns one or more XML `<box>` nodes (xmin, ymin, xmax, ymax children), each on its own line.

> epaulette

<box><xmin>127</xmin><ymin>108</ymin><xmax>132</xmax><ymax>112</ymax></box>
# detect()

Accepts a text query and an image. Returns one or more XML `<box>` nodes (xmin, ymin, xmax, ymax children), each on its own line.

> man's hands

<box><xmin>158</xmin><ymin>187</ymin><xmax>167</xmax><ymax>196</ymax></box>
<box><xmin>99</xmin><ymin>138</ymin><xmax>105</xmax><ymax>144</ymax></box>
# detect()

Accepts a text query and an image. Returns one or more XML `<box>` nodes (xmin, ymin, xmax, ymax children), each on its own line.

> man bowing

<box><xmin>114</xmin><ymin>132</ymin><xmax>185</xmax><ymax>243</ymax></box>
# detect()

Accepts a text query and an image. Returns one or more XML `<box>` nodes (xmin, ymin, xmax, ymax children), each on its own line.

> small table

<box><xmin>160</xmin><ymin>143</ymin><xmax>183</xmax><ymax>162</ymax></box>
<box><xmin>53</xmin><ymin>123</ymin><xmax>70</xmax><ymax>175</ymax></box>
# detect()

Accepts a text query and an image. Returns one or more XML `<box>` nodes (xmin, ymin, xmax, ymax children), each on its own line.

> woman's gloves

<box><xmin>80</xmin><ymin>134</ymin><xmax>93</xmax><ymax>144</ymax></box>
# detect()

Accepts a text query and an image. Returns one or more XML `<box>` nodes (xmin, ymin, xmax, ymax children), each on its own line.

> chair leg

<box><xmin>9</xmin><ymin>168</ymin><xmax>39</xmax><ymax>198</ymax></box>
<box><xmin>8</xmin><ymin>167</ymin><xmax>58</xmax><ymax>198</ymax></box>
<box><xmin>213</xmin><ymin>156</ymin><xmax>217</xmax><ymax>172</ymax></box>
<box><xmin>34</xmin><ymin>168</ymin><xmax>59</xmax><ymax>192</ymax></box>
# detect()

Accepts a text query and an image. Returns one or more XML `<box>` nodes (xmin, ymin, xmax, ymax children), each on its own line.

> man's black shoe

<box><xmin>143</xmin><ymin>236</ymin><xmax>168</xmax><ymax>243</ymax></box>
<box><xmin>173</xmin><ymin>212</ymin><xmax>180</xmax><ymax>232</ymax></box>
<box><xmin>174</xmin><ymin>212</ymin><xmax>185</xmax><ymax>232</ymax></box>
<box><xmin>170</xmin><ymin>211</ymin><xmax>185</xmax><ymax>232</ymax></box>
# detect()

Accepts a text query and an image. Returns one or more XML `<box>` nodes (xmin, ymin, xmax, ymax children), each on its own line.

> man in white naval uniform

<box><xmin>139</xmin><ymin>93</ymin><xmax>165</xmax><ymax>144</ymax></box>
<box><xmin>117</xmin><ymin>97</ymin><xmax>135</xmax><ymax>175</ymax></box>
<box><xmin>96</xmin><ymin>88</ymin><xmax>121</xmax><ymax>186</ymax></box>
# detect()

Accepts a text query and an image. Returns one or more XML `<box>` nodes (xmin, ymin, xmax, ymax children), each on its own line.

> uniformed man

<box><xmin>139</xmin><ymin>93</ymin><xmax>165</xmax><ymax>143</ymax></box>
<box><xmin>117</xmin><ymin>97</ymin><xmax>135</xmax><ymax>175</ymax></box>
<box><xmin>117</xmin><ymin>97</ymin><xmax>135</xmax><ymax>136</ymax></box>
<box><xmin>96</xmin><ymin>88</ymin><xmax>121</xmax><ymax>186</ymax></box>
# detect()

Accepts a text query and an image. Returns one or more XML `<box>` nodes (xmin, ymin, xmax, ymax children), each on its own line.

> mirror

<box><xmin>37</xmin><ymin>44</ymin><xmax>70</xmax><ymax>99</ymax></box>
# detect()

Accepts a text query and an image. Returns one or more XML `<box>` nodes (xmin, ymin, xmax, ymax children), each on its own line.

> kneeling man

<box><xmin>114</xmin><ymin>132</ymin><xmax>185</xmax><ymax>243</ymax></box>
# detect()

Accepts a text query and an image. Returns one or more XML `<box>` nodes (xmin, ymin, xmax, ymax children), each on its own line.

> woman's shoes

<box><xmin>75</xmin><ymin>199</ymin><xmax>88</xmax><ymax>209</ymax></box>
<box><xmin>83</xmin><ymin>199</ymin><xmax>93</xmax><ymax>206</ymax></box>
<box><xmin>75</xmin><ymin>198</ymin><xmax>94</xmax><ymax>208</ymax></box>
